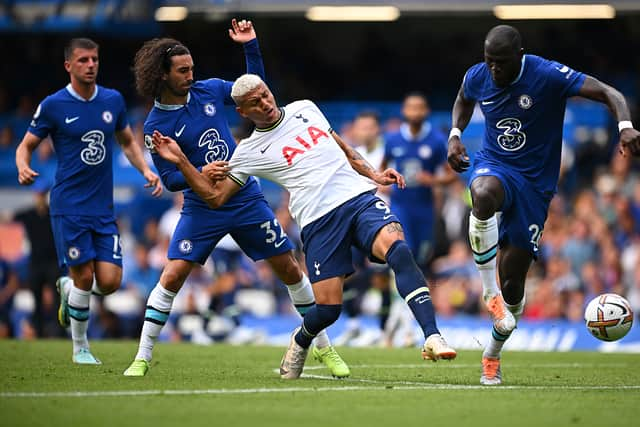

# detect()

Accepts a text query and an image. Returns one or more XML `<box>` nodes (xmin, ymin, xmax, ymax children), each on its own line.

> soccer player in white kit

<box><xmin>151</xmin><ymin>74</ymin><xmax>456</xmax><ymax>379</ymax></box>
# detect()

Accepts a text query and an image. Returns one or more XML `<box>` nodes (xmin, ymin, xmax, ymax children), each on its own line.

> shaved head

<box><xmin>485</xmin><ymin>25</ymin><xmax>522</xmax><ymax>55</ymax></box>
<box><xmin>483</xmin><ymin>25</ymin><xmax>524</xmax><ymax>87</ymax></box>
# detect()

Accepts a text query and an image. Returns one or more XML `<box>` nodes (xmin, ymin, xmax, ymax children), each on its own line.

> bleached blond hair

<box><xmin>231</xmin><ymin>74</ymin><xmax>265</xmax><ymax>104</ymax></box>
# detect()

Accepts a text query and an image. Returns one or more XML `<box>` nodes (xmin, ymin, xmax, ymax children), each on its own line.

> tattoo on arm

<box><xmin>385</xmin><ymin>222</ymin><xmax>403</xmax><ymax>234</ymax></box>
<box><xmin>347</xmin><ymin>148</ymin><xmax>375</xmax><ymax>175</ymax></box>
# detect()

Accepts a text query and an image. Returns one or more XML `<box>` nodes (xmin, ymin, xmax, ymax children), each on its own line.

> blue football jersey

<box><xmin>463</xmin><ymin>54</ymin><xmax>585</xmax><ymax>194</ymax></box>
<box><xmin>384</xmin><ymin>122</ymin><xmax>448</xmax><ymax>207</ymax></box>
<box><xmin>144</xmin><ymin>78</ymin><xmax>263</xmax><ymax>212</ymax></box>
<box><xmin>28</xmin><ymin>84</ymin><xmax>129</xmax><ymax>216</ymax></box>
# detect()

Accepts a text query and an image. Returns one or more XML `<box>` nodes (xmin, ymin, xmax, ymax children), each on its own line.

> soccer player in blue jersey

<box><xmin>149</xmin><ymin>74</ymin><xmax>458</xmax><ymax>379</ymax></box>
<box><xmin>447</xmin><ymin>25</ymin><xmax>640</xmax><ymax>385</ymax></box>
<box><xmin>15</xmin><ymin>38</ymin><xmax>163</xmax><ymax>364</ymax></box>
<box><xmin>383</xmin><ymin>93</ymin><xmax>458</xmax><ymax>268</ymax></box>
<box><xmin>123</xmin><ymin>20</ymin><xmax>349</xmax><ymax>378</ymax></box>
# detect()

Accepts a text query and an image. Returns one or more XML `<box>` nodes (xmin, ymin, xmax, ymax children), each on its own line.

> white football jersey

<box><xmin>229</xmin><ymin>100</ymin><xmax>376</xmax><ymax>229</ymax></box>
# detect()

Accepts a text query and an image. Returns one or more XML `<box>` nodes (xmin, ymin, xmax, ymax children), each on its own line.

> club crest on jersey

<box><xmin>144</xmin><ymin>134</ymin><xmax>156</xmax><ymax>153</ymax></box>
<box><xmin>179</xmin><ymin>239</ymin><xmax>193</xmax><ymax>254</ymax></box>
<box><xmin>418</xmin><ymin>145</ymin><xmax>432</xmax><ymax>159</ymax></box>
<box><xmin>282</xmin><ymin>126</ymin><xmax>329</xmax><ymax>166</ymax></box>
<box><xmin>102</xmin><ymin>110</ymin><xmax>113</xmax><ymax>123</ymax></box>
<box><xmin>68</xmin><ymin>246</ymin><xmax>80</xmax><ymax>260</ymax></box>
<box><xmin>518</xmin><ymin>95</ymin><xmax>533</xmax><ymax>110</ymax></box>
<box><xmin>204</xmin><ymin>103</ymin><xmax>216</xmax><ymax>117</ymax></box>
<box><xmin>198</xmin><ymin>128</ymin><xmax>229</xmax><ymax>163</ymax></box>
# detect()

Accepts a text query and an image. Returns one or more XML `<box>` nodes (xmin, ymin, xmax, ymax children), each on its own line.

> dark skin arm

<box><xmin>447</xmin><ymin>84</ymin><xmax>475</xmax><ymax>172</ymax></box>
<box><xmin>330</xmin><ymin>130</ymin><xmax>406</xmax><ymax>189</ymax></box>
<box><xmin>578</xmin><ymin>75</ymin><xmax>640</xmax><ymax>156</ymax></box>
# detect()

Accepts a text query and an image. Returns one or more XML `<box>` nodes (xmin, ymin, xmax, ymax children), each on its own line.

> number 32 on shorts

<box><xmin>261</xmin><ymin>219</ymin><xmax>288</xmax><ymax>248</ymax></box>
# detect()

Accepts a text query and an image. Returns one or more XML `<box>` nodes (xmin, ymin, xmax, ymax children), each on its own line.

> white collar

<box><xmin>400</xmin><ymin>121</ymin><xmax>432</xmax><ymax>141</ymax></box>
<box><xmin>65</xmin><ymin>83</ymin><xmax>98</xmax><ymax>102</ymax></box>
<box><xmin>154</xmin><ymin>92</ymin><xmax>191</xmax><ymax>110</ymax></box>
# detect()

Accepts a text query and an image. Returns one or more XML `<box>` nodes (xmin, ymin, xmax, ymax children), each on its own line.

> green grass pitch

<box><xmin>1</xmin><ymin>340</ymin><xmax>639</xmax><ymax>427</ymax></box>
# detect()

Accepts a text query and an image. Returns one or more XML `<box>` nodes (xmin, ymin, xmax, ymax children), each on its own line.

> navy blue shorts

<box><xmin>51</xmin><ymin>214</ymin><xmax>122</xmax><ymax>269</ymax></box>
<box><xmin>169</xmin><ymin>197</ymin><xmax>294</xmax><ymax>264</ymax></box>
<box><xmin>301</xmin><ymin>191</ymin><xmax>398</xmax><ymax>283</ymax></box>
<box><xmin>469</xmin><ymin>160</ymin><xmax>552</xmax><ymax>259</ymax></box>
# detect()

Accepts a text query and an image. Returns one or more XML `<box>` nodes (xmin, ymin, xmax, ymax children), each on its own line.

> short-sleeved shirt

<box><xmin>28</xmin><ymin>84</ymin><xmax>129</xmax><ymax>216</ymax></box>
<box><xmin>463</xmin><ymin>54</ymin><xmax>585</xmax><ymax>194</ymax></box>
<box><xmin>229</xmin><ymin>100</ymin><xmax>376</xmax><ymax>230</ymax></box>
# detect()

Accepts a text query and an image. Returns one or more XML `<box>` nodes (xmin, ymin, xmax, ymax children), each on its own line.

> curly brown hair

<box><xmin>133</xmin><ymin>38</ymin><xmax>190</xmax><ymax>99</ymax></box>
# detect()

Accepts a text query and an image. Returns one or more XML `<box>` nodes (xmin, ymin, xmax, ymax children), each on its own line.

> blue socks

<box><xmin>386</xmin><ymin>240</ymin><xmax>439</xmax><ymax>338</ymax></box>
<box><xmin>295</xmin><ymin>304</ymin><xmax>342</xmax><ymax>348</ymax></box>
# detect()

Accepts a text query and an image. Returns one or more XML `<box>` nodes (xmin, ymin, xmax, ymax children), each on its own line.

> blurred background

<box><xmin>1</xmin><ymin>0</ymin><xmax>639</xmax><ymax>351</ymax></box>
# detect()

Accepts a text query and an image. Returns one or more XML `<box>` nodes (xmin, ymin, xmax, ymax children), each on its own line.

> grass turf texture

<box><xmin>1</xmin><ymin>340</ymin><xmax>639</xmax><ymax>427</ymax></box>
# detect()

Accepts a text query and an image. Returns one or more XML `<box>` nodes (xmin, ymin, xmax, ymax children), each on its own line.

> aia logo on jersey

<box><xmin>198</xmin><ymin>128</ymin><xmax>229</xmax><ymax>163</ymax></box>
<box><xmin>282</xmin><ymin>126</ymin><xmax>329</xmax><ymax>166</ymax></box>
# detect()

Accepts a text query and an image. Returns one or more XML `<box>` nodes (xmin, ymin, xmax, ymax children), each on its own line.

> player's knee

<box><xmin>269</xmin><ymin>252</ymin><xmax>302</xmax><ymax>284</ymax></box>
<box><xmin>315</xmin><ymin>304</ymin><xmax>342</xmax><ymax>327</ymax></box>
<box><xmin>385</xmin><ymin>240</ymin><xmax>414</xmax><ymax>270</ymax></box>
<box><xmin>159</xmin><ymin>262</ymin><xmax>190</xmax><ymax>292</ymax></box>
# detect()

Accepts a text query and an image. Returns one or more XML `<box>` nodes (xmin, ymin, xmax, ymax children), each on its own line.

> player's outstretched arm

<box><xmin>228</xmin><ymin>18</ymin><xmax>256</xmax><ymax>44</ymax></box>
<box><xmin>15</xmin><ymin>132</ymin><xmax>42</xmax><ymax>185</ymax></box>
<box><xmin>116</xmin><ymin>126</ymin><xmax>163</xmax><ymax>197</ymax></box>
<box><xmin>578</xmin><ymin>76</ymin><xmax>640</xmax><ymax>157</ymax></box>
<box><xmin>448</xmin><ymin>85</ymin><xmax>474</xmax><ymax>172</ymax></box>
<box><xmin>152</xmin><ymin>131</ymin><xmax>241</xmax><ymax>208</ymax></box>
<box><xmin>330</xmin><ymin>130</ymin><xmax>405</xmax><ymax>188</ymax></box>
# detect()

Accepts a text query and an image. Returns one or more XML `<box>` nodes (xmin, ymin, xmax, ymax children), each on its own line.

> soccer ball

<box><xmin>584</xmin><ymin>293</ymin><xmax>634</xmax><ymax>342</ymax></box>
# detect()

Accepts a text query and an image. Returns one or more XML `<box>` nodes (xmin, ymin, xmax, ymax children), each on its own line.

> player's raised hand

<box><xmin>447</xmin><ymin>136</ymin><xmax>470</xmax><ymax>173</ymax></box>
<box><xmin>619</xmin><ymin>127</ymin><xmax>640</xmax><ymax>157</ymax></box>
<box><xmin>202</xmin><ymin>161</ymin><xmax>230</xmax><ymax>182</ymax></box>
<box><xmin>17</xmin><ymin>164</ymin><xmax>39</xmax><ymax>185</ymax></box>
<box><xmin>152</xmin><ymin>130</ymin><xmax>184</xmax><ymax>165</ymax></box>
<box><xmin>143</xmin><ymin>170</ymin><xmax>163</xmax><ymax>197</ymax></box>
<box><xmin>228</xmin><ymin>19</ymin><xmax>256</xmax><ymax>44</ymax></box>
<box><xmin>375</xmin><ymin>168</ymin><xmax>406</xmax><ymax>189</ymax></box>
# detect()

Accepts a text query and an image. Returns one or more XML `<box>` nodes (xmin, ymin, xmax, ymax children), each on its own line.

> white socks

<box><xmin>469</xmin><ymin>213</ymin><xmax>500</xmax><ymax>302</ymax></box>
<box><xmin>483</xmin><ymin>297</ymin><xmax>526</xmax><ymax>359</ymax></box>
<box><xmin>135</xmin><ymin>284</ymin><xmax>177</xmax><ymax>362</ymax></box>
<box><xmin>286</xmin><ymin>274</ymin><xmax>331</xmax><ymax>348</ymax></box>
<box><xmin>68</xmin><ymin>286</ymin><xmax>91</xmax><ymax>353</ymax></box>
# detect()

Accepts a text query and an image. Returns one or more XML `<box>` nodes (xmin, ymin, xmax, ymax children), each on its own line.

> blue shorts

<box><xmin>169</xmin><ymin>198</ymin><xmax>294</xmax><ymax>264</ymax></box>
<box><xmin>301</xmin><ymin>191</ymin><xmax>398</xmax><ymax>283</ymax></box>
<box><xmin>392</xmin><ymin>203</ymin><xmax>434</xmax><ymax>265</ymax></box>
<box><xmin>51</xmin><ymin>215</ymin><xmax>122</xmax><ymax>269</ymax></box>
<box><xmin>469</xmin><ymin>160</ymin><xmax>552</xmax><ymax>259</ymax></box>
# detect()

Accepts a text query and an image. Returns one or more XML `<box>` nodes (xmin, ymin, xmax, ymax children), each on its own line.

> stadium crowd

<box><xmin>0</xmin><ymin>82</ymin><xmax>639</xmax><ymax>345</ymax></box>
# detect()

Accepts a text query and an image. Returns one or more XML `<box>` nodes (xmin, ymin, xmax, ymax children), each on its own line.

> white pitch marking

<box><xmin>3</xmin><ymin>384</ymin><xmax>640</xmax><ymax>399</ymax></box>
